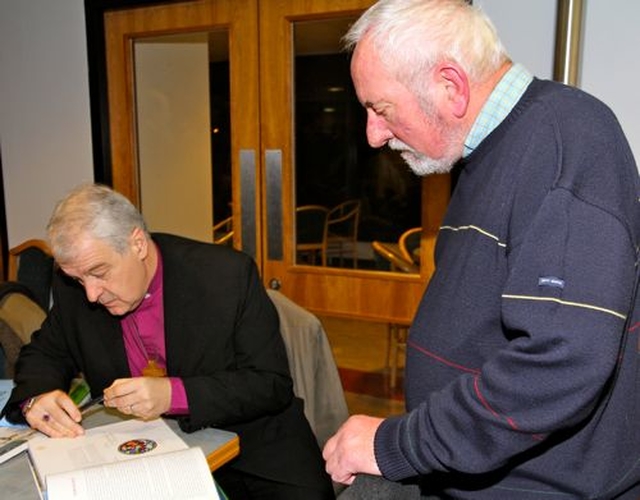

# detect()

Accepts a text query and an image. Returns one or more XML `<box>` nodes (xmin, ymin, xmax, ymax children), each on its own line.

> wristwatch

<box><xmin>22</xmin><ymin>396</ymin><xmax>38</xmax><ymax>416</ymax></box>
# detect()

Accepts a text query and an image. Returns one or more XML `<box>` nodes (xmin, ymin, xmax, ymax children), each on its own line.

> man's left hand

<box><xmin>103</xmin><ymin>377</ymin><xmax>171</xmax><ymax>420</ymax></box>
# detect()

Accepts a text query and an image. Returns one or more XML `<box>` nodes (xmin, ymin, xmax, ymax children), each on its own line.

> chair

<box><xmin>266</xmin><ymin>289</ymin><xmax>349</xmax><ymax>450</ymax></box>
<box><xmin>7</xmin><ymin>239</ymin><xmax>54</xmax><ymax>311</ymax></box>
<box><xmin>0</xmin><ymin>282</ymin><xmax>47</xmax><ymax>378</ymax></box>
<box><xmin>398</xmin><ymin>227</ymin><xmax>421</xmax><ymax>265</ymax></box>
<box><xmin>371</xmin><ymin>240</ymin><xmax>419</xmax><ymax>274</ymax></box>
<box><xmin>371</xmin><ymin>230</ymin><xmax>421</xmax><ymax>389</ymax></box>
<box><xmin>323</xmin><ymin>199</ymin><xmax>361</xmax><ymax>268</ymax></box>
<box><xmin>212</xmin><ymin>216</ymin><xmax>233</xmax><ymax>246</ymax></box>
<box><xmin>295</xmin><ymin>205</ymin><xmax>328</xmax><ymax>265</ymax></box>
<box><xmin>385</xmin><ymin>323</ymin><xmax>409</xmax><ymax>389</ymax></box>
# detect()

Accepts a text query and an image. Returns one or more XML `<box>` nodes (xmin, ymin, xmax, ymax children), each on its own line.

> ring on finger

<box><xmin>42</xmin><ymin>414</ymin><xmax>51</xmax><ymax>422</ymax></box>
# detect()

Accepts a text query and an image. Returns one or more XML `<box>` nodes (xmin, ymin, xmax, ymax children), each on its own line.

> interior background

<box><xmin>1</xmin><ymin>0</ymin><xmax>638</xmax><ymax>246</ymax></box>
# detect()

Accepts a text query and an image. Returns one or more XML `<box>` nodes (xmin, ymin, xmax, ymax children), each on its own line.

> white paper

<box><xmin>46</xmin><ymin>446</ymin><xmax>220</xmax><ymax>500</ymax></box>
<box><xmin>28</xmin><ymin>418</ymin><xmax>188</xmax><ymax>487</ymax></box>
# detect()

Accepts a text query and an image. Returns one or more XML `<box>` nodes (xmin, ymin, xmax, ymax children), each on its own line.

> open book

<box><xmin>28</xmin><ymin>418</ymin><xmax>220</xmax><ymax>500</ymax></box>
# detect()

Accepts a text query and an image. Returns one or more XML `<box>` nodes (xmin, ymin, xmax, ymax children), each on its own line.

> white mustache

<box><xmin>388</xmin><ymin>138</ymin><xmax>415</xmax><ymax>154</ymax></box>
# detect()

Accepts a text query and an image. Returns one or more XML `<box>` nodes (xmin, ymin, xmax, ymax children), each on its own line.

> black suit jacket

<box><xmin>3</xmin><ymin>233</ymin><xmax>326</xmax><ymax>488</ymax></box>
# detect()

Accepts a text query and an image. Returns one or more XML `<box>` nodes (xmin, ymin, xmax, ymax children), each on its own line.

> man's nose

<box><xmin>83</xmin><ymin>278</ymin><xmax>102</xmax><ymax>303</ymax></box>
<box><xmin>366</xmin><ymin>113</ymin><xmax>394</xmax><ymax>148</ymax></box>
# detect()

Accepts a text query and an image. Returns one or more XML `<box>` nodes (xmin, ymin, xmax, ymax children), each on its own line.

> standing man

<box><xmin>324</xmin><ymin>0</ymin><xmax>640</xmax><ymax>498</ymax></box>
<box><xmin>2</xmin><ymin>183</ymin><xmax>334</xmax><ymax>499</ymax></box>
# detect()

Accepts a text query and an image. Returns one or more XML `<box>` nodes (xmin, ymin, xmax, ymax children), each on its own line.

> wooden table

<box><xmin>0</xmin><ymin>407</ymin><xmax>239</xmax><ymax>500</ymax></box>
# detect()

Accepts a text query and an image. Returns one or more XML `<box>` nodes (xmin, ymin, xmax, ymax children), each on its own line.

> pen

<box><xmin>78</xmin><ymin>395</ymin><xmax>105</xmax><ymax>415</ymax></box>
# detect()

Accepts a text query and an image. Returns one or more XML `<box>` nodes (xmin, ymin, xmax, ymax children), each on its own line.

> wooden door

<box><xmin>258</xmin><ymin>0</ymin><xmax>449</xmax><ymax>323</ymax></box>
<box><xmin>101</xmin><ymin>0</ymin><xmax>450</xmax><ymax>325</ymax></box>
<box><xmin>104</xmin><ymin>0</ymin><xmax>262</xmax><ymax>260</ymax></box>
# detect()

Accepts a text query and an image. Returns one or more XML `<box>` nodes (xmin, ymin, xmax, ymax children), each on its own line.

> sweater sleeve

<box><xmin>374</xmin><ymin>188</ymin><xmax>637</xmax><ymax>479</ymax></box>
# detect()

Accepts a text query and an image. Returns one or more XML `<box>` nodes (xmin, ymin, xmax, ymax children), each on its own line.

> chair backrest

<box><xmin>295</xmin><ymin>205</ymin><xmax>328</xmax><ymax>245</ymax></box>
<box><xmin>398</xmin><ymin>227</ymin><xmax>421</xmax><ymax>264</ymax></box>
<box><xmin>325</xmin><ymin>199</ymin><xmax>360</xmax><ymax>239</ymax></box>
<box><xmin>266</xmin><ymin>289</ymin><xmax>349</xmax><ymax>449</ymax></box>
<box><xmin>0</xmin><ymin>282</ymin><xmax>47</xmax><ymax>378</ymax></box>
<box><xmin>372</xmin><ymin>240</ymin><xmax>419</xmax><ymax>273</ymax></box>
<box><xmin>212</xmin><ymin>216</ymin><xmax>233</xmax><ymax>246</ymax></box>
<box><xmin>8</xmin><ymin>239</ymin><xmax>54</xmax><ymax>310</ymax></box>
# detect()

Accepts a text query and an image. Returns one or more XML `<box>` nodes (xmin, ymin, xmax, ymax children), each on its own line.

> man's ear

<box><xmin>130</xmin><ymin>227</ymin><xmax>148</xmax><ymax>259</ymax></box>
<box><xmin>436</xmin><ymin>62</ymin><xmax>470</xmax><ymax>118</ymax></box>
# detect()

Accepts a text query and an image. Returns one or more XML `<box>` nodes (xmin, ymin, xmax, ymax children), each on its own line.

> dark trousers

<box><xmin>215</xmin><ymin>466</ymin><xmax>335</xmax><ymax>500</ymax></box>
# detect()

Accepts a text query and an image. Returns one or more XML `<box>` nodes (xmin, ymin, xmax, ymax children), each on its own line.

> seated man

<box><xmin>1</xmin><ymin>183</ymin><xmax>334</xmax><ymax>499</ymax></box>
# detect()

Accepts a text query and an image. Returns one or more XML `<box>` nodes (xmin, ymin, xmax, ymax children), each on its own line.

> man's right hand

<box><xmin>323</xmin><ymin>414</ymin><xmax>384</xmax><ymax>485</ymax></box>
<box><xmin>22</xmin><ymin>390</ymin><xmax>85</xmax><ymax>438</ymax></box>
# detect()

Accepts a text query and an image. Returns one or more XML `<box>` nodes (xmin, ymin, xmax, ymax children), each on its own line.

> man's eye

<box><xmin>89</xmin><ymin>270</ymin><xmax>109</xmax><ymax>281</ymax></box>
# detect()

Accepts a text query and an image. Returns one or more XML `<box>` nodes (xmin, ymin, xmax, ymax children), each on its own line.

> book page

<box><xmin>28</xmin><ymin>418</ymin><xmax>188</xmax><ymax>486</ymax></box>
<box><xmin>46</xmin><ymin>447</ymin><xmax>220</xmax><ymax>500</ymax></box>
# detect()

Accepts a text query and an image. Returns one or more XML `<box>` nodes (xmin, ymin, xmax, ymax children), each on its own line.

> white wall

<box><xmin>477</xmin><ymin>0</ymin><xmax>640</xmax><ymax>162</ymax></box>
<box><xmin>0</xmin><ymin>0</ymin><xmax>639</xmax><ymax>251</ymax></box>
<box><xmin>0</xmin><ymin>0</ymin><xmax>93</xmax><ymax>246</ymax></box>
<box><xmin>581</xmin><ymin>0</ymin><xmax>640</xmax><ymax>163</ymax></box>
<box><xmin>476</xmin><ymin>0</ymin><xmax>556</xmax><ymax>80</ymax></box>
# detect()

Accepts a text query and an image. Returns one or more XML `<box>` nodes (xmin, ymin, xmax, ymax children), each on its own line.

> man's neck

<box><xmin>143</xmin><ymin>239</ymin><xmax>159</xmax><ymax>291</ymax></box>
<box><xmin>465</xmin><ymin>61</ymin><xmax>513</xmax><ymax>131</ymax></box>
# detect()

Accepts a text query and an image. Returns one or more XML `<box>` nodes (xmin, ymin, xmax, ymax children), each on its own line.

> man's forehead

<box><xmin>57</xmin><ymin>238</ymin><xmax>116</xmax><ymax>275</ymax></box>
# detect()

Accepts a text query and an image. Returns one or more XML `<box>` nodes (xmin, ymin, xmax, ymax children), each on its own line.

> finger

<box><xmin>104</xmin><ymin>379</ymin><xmax>137</xmax><ymax>406</ymax></box>
<box><xmin>114</xmin><ymin>400</ymin><xmax>138</xmax><ymax>416</ymax></box>
<box><xmin>33</xmin><ymin>409</ymin><xmax>84</xmax><ymax>438</ymax></box>
<box><xmin>322</xmin><ymin>437</ymin><xmax>336</xmax><ymax>460</ymax></box>
<box><xmin>58</xmin><ymin>394</ymin><xmax>83</xmax><ymax>423</ymax></box>
<box><xmin>329</xmin><ymin>461</ymin><xmax>356</xmax><ymax>486</ymax></box>
<box><xmin>46</xmin><ymin>402</ymin><xmax>86</xmax><ymax>437</ymax></box>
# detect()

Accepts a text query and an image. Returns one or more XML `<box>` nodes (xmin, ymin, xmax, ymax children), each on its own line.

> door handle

<box><xmin>265</xmin><ymin>149</ymin><xmax>283</xmax><ymax>260</ymax></box>
<box><xmin>269</xmin><ymin>278</ymin><xmax>282</xmax><ymax>290</ymax></box>
<box><xmin>240</xmin><ymin>149</ymin><xmax>257</xmax><ymax>259</ymax></box>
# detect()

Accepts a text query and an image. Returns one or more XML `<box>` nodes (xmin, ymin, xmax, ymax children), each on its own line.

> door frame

<box><xmin>84</xmin><ymin>0</ymin><xmax>174</xmax><ymax>186</ymax></box>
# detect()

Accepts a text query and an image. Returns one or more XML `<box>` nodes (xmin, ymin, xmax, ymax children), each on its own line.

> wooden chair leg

<box><xmin>387</xmin><ymin>324</ymin><xmax>407</xmax><ymax>389</ymax></box>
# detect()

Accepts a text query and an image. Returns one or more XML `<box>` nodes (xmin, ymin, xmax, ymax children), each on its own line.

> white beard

<box><xmin>388</xmin><ymin>138</ymin><xmax>459</xmax><ymax>176</ymax></box>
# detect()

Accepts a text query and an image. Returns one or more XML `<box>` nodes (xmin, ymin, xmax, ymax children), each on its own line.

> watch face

<box><xmin>117</xmin><ymin>438</ymin><xmax>158</xmax><ymax>455</ymax></box>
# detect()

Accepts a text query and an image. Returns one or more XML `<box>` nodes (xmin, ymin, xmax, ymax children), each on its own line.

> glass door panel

<box><xmin>293</xmin><ymin>19</ymin><xmax>422</xmax><ymax>272</ymax></box>
<box><xmin>134</xmin><ymin>31</ymin><xmax>231</xmax><ymax>244</ymax></box>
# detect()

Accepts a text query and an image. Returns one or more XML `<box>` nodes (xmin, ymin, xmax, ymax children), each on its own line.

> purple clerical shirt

<box><xmin>120</xmin><ymin>246</ymin><xmax>189</xmax><ymax>414</ymax></box>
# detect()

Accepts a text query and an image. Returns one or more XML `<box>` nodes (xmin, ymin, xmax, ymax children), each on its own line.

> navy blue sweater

<box><xmin>375</xmin><ymin>78</ymin><xmax>640</xmax><ymax>498</ymax></box>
